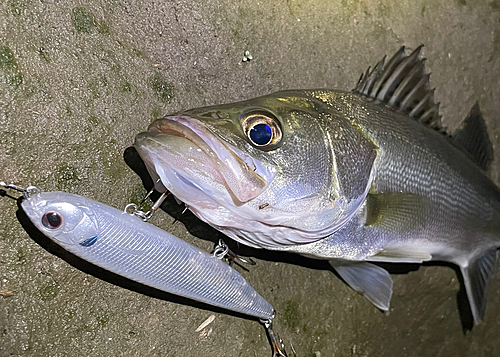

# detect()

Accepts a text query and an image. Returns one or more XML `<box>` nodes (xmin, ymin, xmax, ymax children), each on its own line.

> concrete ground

<box><xmin>1</xmin><ymin>0</ymin><xmax>499</xmax><ymax>356</ymax></box>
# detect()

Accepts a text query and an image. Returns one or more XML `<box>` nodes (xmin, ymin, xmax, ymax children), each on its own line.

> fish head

<box><xmin>134</xmin><ymin>90</ymin><xmax>376</xmax><ymax>248</ymax></box>
<box><xmin>21</xmin><ymin>191</ymin><xmax>99</xmax><ymax>247</ymax></box>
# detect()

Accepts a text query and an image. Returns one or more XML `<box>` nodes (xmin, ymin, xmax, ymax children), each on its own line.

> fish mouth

<box><xmin>134</xmin><ymin>116</ymin><xmax>275</xmax><ymax>204</ymax></box>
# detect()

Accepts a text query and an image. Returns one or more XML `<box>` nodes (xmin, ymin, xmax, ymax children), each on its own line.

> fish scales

<box><xmin>134</xmin><ymin>46</ymin><xmax>500</xmax><ymax>325</ymax></box>
<box><xmin>307</xmin><ymin>91</ymin><xmax>500</xmax><ymax>251</ymax></box>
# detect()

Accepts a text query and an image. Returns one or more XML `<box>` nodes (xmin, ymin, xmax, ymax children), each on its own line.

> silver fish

<box><xmin>14</xmin><ymin>185</ymin><xmax>274</xmax><ymax>320</ymax></box>
<box><xmin>134</xmin><ymin>46</ymin><xmax>500</xmax><ymax>325</ymax></box>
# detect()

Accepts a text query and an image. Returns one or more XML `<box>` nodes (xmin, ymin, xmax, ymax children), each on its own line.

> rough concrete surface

<box><xmin>0</xmin><ymin>0</ymin><xmax>499</xmax><ymax>356</ymax></box>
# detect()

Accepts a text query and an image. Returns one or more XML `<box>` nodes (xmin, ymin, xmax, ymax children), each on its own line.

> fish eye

<box><xmin>249</xmin><ymin>123</ymin><xmax>272</xmax><ymax>145</ymax></box>
<box><xmin>42</xmin><ymin>212</ymin><xmax>63</xmax><ymax>229</ymax></box>
<box><xmin>241</xmin><ymin>113</ymin><xmax>282</xmax><ymax>148</ymax></box>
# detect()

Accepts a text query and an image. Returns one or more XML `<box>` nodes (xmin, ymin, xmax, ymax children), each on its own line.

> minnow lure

<box><xmin>1</xmin><ymin>182</ymin><xmax>290</xmax><ymax>357</ymax></box>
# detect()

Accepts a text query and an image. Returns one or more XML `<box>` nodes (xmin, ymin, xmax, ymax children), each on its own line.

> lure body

<box><xmin>21</xmin><ymin>190</ymin><xmax>274</xmax><ymax>320</ymax></box>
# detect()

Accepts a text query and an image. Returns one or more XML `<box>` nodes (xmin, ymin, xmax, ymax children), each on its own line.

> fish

<box><xmin>15</xmin><ymin>185</ymin><xmax>274</xmax><ymax>321</ymax></box>
<box><xmin>134</xmin><ymin>46</ymin><xmax>500</xmax><ymax>325</ymax></box>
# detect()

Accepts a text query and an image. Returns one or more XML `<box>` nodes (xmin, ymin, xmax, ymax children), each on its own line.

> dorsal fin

<box><xmin>354</xmin><ymin>45</ymin><xmax>442</xmax><ymax>129</ymax></box>
<box><xmin>454</xmin><ymin>103</ymin><xmax>493</xmax><ymax>171</ymax></box>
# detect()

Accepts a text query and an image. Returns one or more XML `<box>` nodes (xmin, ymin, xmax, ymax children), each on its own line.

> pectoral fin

<box><xmin>329</xmin><ymin>260</ymin><xmax>393</xmax><ymax>311</ymax></box>
<box><xmin>461</xmin><ymin>249</ymin><xmax>498</xmax><ymax>325</ymax></box>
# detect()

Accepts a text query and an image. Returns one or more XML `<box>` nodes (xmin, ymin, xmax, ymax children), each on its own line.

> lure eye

<box><xmin>42</xmin><ymin>212</ymin><xmax>62</xmax><ymax>229</ymax></box>
<box><xmin>242</xmin><ymin>113</ymin><xmax>282</xmax><ymax>148</ymax></box>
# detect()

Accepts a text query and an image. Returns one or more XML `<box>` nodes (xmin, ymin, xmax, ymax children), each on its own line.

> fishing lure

<box><xmin>1</xmin><ymin>182</ymin><xmax>290</xmax><ymax>357</ymax></box>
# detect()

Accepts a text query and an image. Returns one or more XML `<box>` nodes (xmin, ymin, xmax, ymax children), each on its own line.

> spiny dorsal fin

<box><xmin>453</xmin><ymin>103</ymin><xmax>493</xmax><ymax>171</ymax></box>
<box><xmin>353</xmin><ymin>45</ymin><xmax>442</xmax><ymax>129</ymax></box>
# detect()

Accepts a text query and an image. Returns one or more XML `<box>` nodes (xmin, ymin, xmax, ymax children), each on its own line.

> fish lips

<box><xmin>134</xmin><ymin>116</ymin><xmax>276</xmax><ymax>204</ymax></box>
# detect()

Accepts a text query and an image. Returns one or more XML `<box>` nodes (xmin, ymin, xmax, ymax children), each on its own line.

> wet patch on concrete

<box><xmin>282</xmin><ymin>299</ymin><xmax>301</xmax><ymax>330</ymax></box>
<box><xmin>39</xmin><ymin>282</ymin><xmax>61</xmax><ymax>302</ymax></box>
<box><xmin>56</xmin><ymin>164</ymin><xmax>80</xmax><ymax>191</ymax></box>
<box><xmin>71</xmin><ymin>7</ymin><xmax>98</xmax><ymax>34</ymax></box>
<box><xmin>0</xmin><ymin>46</ymin><xmax>23</xmax><ymax>89</ymax></box>
<box><xmin>149</xmin><ymin>73</ymin><xmax>175</xmax><ymax>104</ymax></box>
<box><xmin>8</xmin><ymin>0</ymin><xmax>31</xmax><ymax>18</ymax></box>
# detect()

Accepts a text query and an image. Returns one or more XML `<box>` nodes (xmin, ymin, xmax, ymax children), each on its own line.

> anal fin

<box><xmin>460</xmin><ymin>249</ymin><xmax>498</xmax><ymax>325</ymax></box>
<box><xmin>329</xmin><ymin>260</ymin><xmax>393</xmax><ymax>311</ymax></box>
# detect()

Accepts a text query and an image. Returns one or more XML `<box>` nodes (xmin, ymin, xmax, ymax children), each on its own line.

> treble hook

<box><xmin>124</xmin><ymin>191</ymin><xmax>170</xmax><ymax>222</ymax></box>
<box><xmin>212</xmin><ymin>239</ymin><xmax>256</xmax><ymax>270</ymax></box>
<box><xmin>141</xmin><ymin>179</ymin><xmax>161</xmax><ymax>204</ymax></box>
<box><xmin>261</xmin><ymin>318</ymin><xmax>296</xmax><ymax>357</ymax></box>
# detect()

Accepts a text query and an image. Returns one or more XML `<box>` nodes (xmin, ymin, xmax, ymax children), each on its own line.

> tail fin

<box><xmin>460</xmin><ymin>249</ymin><xmax>498</xmax><ymax>325</ymax></box>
